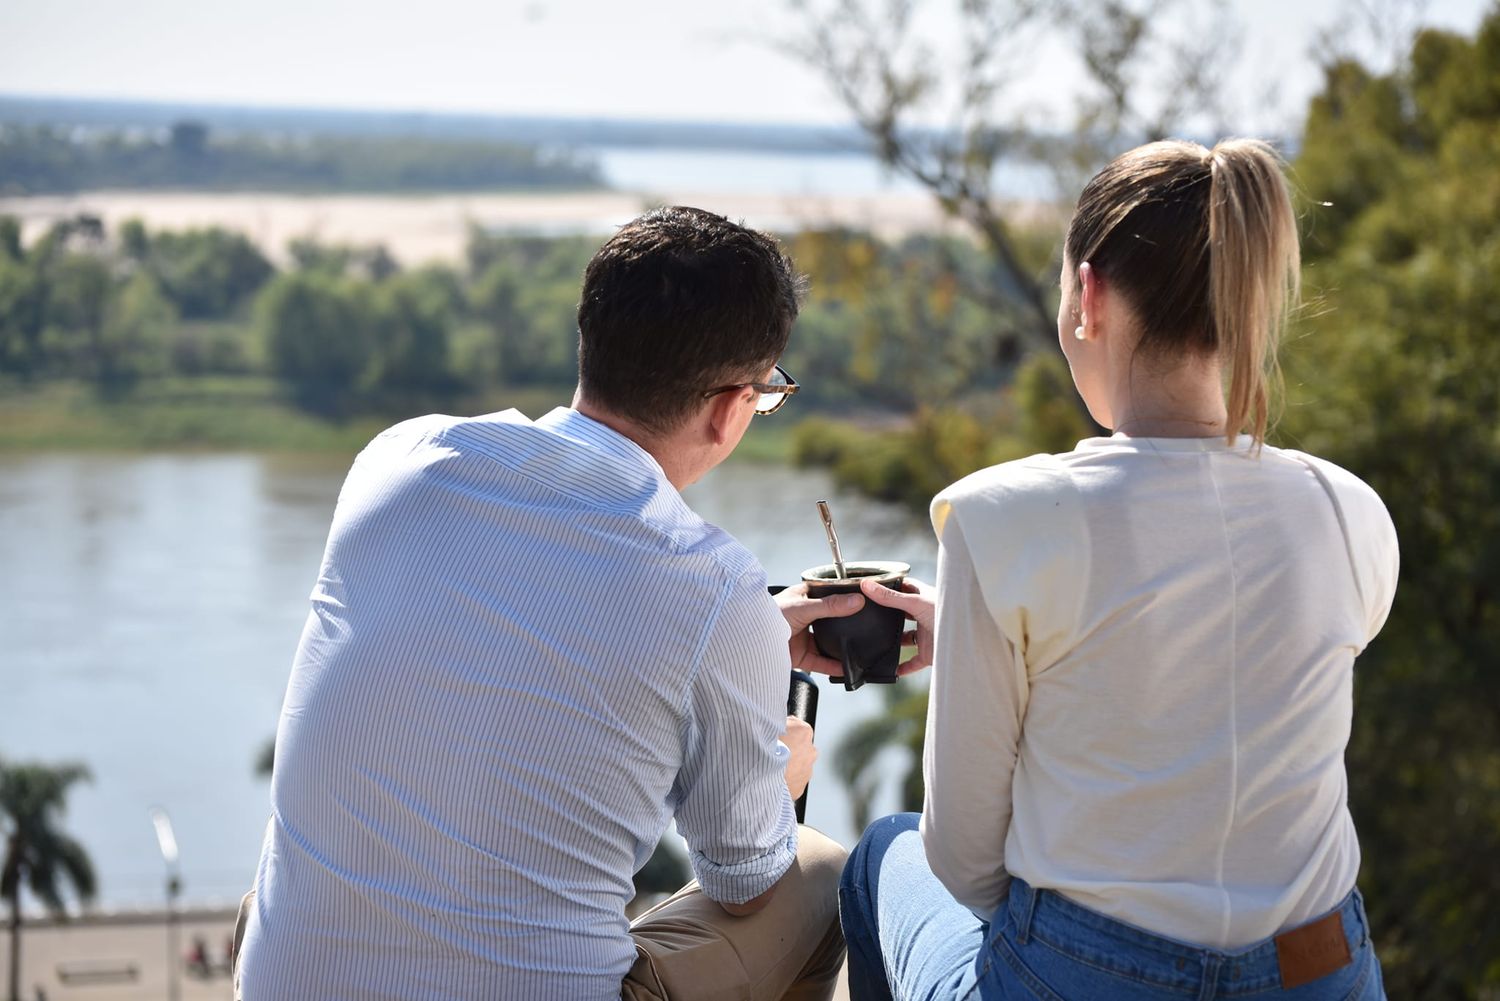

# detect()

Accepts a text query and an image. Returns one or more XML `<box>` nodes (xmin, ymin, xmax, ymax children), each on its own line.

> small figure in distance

<box><xmin>184</xmin><ymin>935</ymin><xmax>211</xmax><ymax>979</ymax></box>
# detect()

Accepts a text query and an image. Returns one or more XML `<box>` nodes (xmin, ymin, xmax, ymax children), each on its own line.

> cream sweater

<box><xmin>921</xmin><ymin>435</ymin><xmax>1398</xmax><ymax>949</ymax></box>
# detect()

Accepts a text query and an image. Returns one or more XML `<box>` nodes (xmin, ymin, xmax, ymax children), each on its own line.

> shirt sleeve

<box><xmin>919</xmin><ymin>512</ymin><xmax>1029</xmax><ymax>921</ymax></box>
<box><xmin>670</xmin><ymin>572</ymin><xmax>798</xmax><ymax>905</ymax></box>
<box><xmin>1296</xmin><ymin>451</ymin><xmax>1401</xmax><ymax>648</ymax></box>
<box><xmin>1361</xmin><ymin>494</ymin><xmax>1400</xmax><ymax>645</ymax></box>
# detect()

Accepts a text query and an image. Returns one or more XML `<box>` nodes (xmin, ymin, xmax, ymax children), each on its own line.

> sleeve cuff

<box><xmin>689</xmin><ymin>824</ymin><xmax>798</xmax><ymax>905</ymax></box>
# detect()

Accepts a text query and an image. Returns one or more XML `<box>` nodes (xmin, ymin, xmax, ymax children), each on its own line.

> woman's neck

<box><xmin>1106</xmin><ymin>353</ymin><xmax>1228</xmax><ymax>439</ymax></box>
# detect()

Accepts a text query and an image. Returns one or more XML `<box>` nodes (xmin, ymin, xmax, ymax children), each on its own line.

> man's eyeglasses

<box><xmin>701</xmin><ymin>365</ymin><xmax>799</xmax><ymax>416</ymax></box>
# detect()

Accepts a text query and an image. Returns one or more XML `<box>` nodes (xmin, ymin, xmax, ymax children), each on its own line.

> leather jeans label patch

<box><xmin>1276</xmin><ymin>910</ymin><xmax>1353</xmax><ymax>989</ymax></box>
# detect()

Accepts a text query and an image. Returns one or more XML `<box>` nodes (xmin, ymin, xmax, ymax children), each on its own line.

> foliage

<box><xmin>788</xmin><ymin>0</ymin><xmax>1235</xmax><ymax>386</ymax></box>
<box><xmin>0</xmin><ymin>121</ymin><xmax>604</xmax><ymax>195</ymax></box>
<box><xmin>1</xmin><ymin>758</ymin><xmax>96</xmax><ymax>1001</ymax></box>
<box><xmin>792</xmin><ymin>350</ymin><xmax>1092</xmax><ymax>510</ymax></box>
<box><xmin>0</xmin><ymin>378</ymin><xmax>397</xmax><ymax>452</ymax></box>
<box><xmin>134</xmin><ymin>224</ymin><xmax>273</xmax><ymax>319</ymax></box>
<box><xmin>806</xmin><ymin>9</ymin><xmax>1500</xmax><ymax>995</ymax></box>
<box><xmin>832</xmin><ymin>680</ymin><xmax>930</xmax><ymax>832</ymax></box>
<box><xmin>782</xmin><ymin>229</ymin><xmax>1010</xmax><ymax>409</ymax></box>
<box><xmin>367</xmin><ymin>267</ymin><xmax>462</xmax><ymax>404</ymax></box>
<box><xmin>1</xmin><ymin>215</ymin><xmax>1022</xmax><ymax>447</ymax></box>
<box><xmin>1277</xmin><ymin>12</ymin><xmax>1500</xmax><ymax>993</ymax></box>
<box><xmin>256</xmin><ymin>271</ymin><xmax>374</xmax><ymax>412</ymax></box>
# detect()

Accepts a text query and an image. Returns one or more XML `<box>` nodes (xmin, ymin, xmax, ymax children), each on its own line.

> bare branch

<box><xmin>783</xmin><ymin>0</ymin><xmax>1242</xmax><ymax>392</ymax></box>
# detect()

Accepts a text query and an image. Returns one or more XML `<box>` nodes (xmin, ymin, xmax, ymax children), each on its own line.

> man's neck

<box><xmin>571</xmin><ymin>397</ymin><xmax>699</xmax><ymax>490</ymax></box>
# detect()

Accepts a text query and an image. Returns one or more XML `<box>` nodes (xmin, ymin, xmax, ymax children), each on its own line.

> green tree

<box><xmin>145</xmin><ymin>226</ymin><xmax>273</xmax><ymax>319</ymax></box>
<box><xmin>834</xmin><ymin>681</ymin><xmax>929</xmax><ymax>832</ymax></box>
<box><xmin>257</xmin><ymin>271</ymin><xmax>374</xmax><ymax>412</ymax></box>
<box><xmin>98</xmin><ymin>272</ymin><xmax>174</xmax><ymax>390</ymax></box>
<box><xmin>0</xmin><ymin>224</ymin><xmax>46</xmax><ymax>380</ymax></box>
<box><xmin>798</xmin><ymin>10</ymin><xmax>1499</xmax><ymax>994</ymax></box>
<box><xmin>288</xmin><ymin>238</ymin><xmax>358</xmax><ymax>279</ymax></box>
<box><xmin>468</xmin><ymin>259</ymin><xmax>524</xmax><ymax>387</ymax></box>
<box><xmin>792</xmin><ymin>349</ymin><xmax>1090</xmax><ymax>510</ymax></box>
<box><xmin>788</xmin><ymin>0</ymin><xmax>1235</xmax><ymax>410</ymax></box>
<box><xmin>369</xmin><ymin>266</ymin><xmax>460</xmax><ymax>402</ymax></box>
<box><xmin>0</xmin><ymin>217</ymin><xmax>19</xmax><ymax>261</ymax></box>
<box><xmin>1280</xmin><ymin>12</ymin><xmax>1500</xmax><ymax>993</ymax></box>
<box><xmin>1</xmin><ymin>760</ymin><xmax>96</xmax><ymax>1001</ymax></box>
<box><xmin>42</xmin><ymin>252</ymin><xmax>112</xmax><ymax>384</ymax></box>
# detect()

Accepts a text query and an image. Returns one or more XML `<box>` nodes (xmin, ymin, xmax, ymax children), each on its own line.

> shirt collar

<box><xmin>536</xmin><ymin>407</ymin><xmax>669</xmax><ymax>481</ymax></box>
<box><xmin>1075</xmin><ymin>433</ymin><xmax>1256</xmax><ymax>453</ymax></box>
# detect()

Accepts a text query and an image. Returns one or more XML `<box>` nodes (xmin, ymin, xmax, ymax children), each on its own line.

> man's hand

<box><xmin>780</xmin><ymin>715</ymin><xmax>817</xmax><ymax>801</ymax></box>
<box><xmin>858</xmin><ymin>576</ymin><xmax>937</xmax><ymax>676</ymax></box>
<box><xmin>775</xmin><ymin>582</ymin><xmax>864</xmax><ymax>676</ymax></box>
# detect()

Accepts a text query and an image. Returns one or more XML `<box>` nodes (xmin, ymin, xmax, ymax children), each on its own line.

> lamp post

<box><xmin>148</xmin><ymin>807</ymin><xmax>181</xmax><ymax>1001</ymax></box>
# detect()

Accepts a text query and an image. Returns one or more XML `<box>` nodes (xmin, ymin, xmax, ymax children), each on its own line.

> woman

<box><xmin>843</xmin><ymin>139</ymin><xmax>1399</xmax><ymax>999</ymax></box>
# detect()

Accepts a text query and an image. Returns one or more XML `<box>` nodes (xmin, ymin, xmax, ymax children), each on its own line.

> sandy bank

<box><xmin>0</xmin><ymin>189</ymin><xmax>966</xmax><ymax>265</ymax></box>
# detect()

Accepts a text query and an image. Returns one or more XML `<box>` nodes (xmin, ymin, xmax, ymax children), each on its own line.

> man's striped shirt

<box><xmin>237</xmin><ymin>407</ymin><xmax>798</xmax><ymax>999</ymax></box>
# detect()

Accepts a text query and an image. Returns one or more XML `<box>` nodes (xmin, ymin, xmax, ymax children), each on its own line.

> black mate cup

<box><xmin>801</xmin><ymin>561</ymin><xmax>911</xmax><ymax>691</ymax></box>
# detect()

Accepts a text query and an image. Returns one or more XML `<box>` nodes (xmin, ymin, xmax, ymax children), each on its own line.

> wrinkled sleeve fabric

<box><xmin>1352</xmin><ymin>484</ymin><xmax>1400</xmax><ymax>645</ymax></box>
<box><xmin>671</xmin><ymin>571</ymin><xmax>798</xmax><ymax>905</ymax></box>
<box><xmin>1294</xmin><ymin>451</ymin><xmax>1402</xmax><ymax>648</ymax></box>
<box><xmin>919</xmin><ymin>511</ymin><xmax>1030</xmax><ymax>920</ymax></box>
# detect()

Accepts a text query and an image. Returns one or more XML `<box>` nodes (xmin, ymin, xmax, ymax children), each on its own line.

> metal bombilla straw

<box><xmin>816</xmin><ymin>500</ymin><xmax>848</xmax><ymax>579</ymax></box>
<box><xmin>815</xmin><ymin>499</ymin><xmax>860</xmax><ymax>687</ymax></box>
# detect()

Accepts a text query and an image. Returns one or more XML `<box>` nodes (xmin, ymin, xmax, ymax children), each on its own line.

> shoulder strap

<box><xmin>1286</xmin><ymin>450</ymin><xmax>1367</xmax><ymax>611</ymax></box>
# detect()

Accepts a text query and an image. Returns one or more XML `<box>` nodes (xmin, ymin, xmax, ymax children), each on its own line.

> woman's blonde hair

<box><xmin>1063</xmin><ymin>138</ymin><xmax>1301</xmax><ymax>446</ymax></box>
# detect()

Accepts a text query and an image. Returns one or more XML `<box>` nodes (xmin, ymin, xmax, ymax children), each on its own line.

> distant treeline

<box><xmin>0</xmin><ymin>213</ymin><xmax>1012</xmax><ymax>419</ymax></box>
<box><xmin>0</xmin><ymin>121</ymin><xmax>604</xmax><ymax>195</ymax></box>
<box><xmin>0</xmin><ymin>96</ymin><xmax>874</xmax><ymax>156</ymax></box>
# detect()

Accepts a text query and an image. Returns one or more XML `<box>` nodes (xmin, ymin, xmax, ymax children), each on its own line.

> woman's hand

<box><xmin>859</xmin><ymin>577</ymin><xmax>937</xmax><ymax>676</ymax></box>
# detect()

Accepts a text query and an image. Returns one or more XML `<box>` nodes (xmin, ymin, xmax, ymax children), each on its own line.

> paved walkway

<box><xmin>2</xmin><ymin>908</ymin><xmax>852</xmax><ymax>1000</ymax></box>
<box><xmin>2</xmin><ymin>909</ymin><xmax>240</xmax><ymax>1001</ymax></box>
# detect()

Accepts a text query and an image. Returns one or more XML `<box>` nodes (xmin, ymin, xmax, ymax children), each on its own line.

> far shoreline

<box><xmin>0</xmin><ymin>187</ymin><xmax>969</xmax><ymax>265</ymax></box>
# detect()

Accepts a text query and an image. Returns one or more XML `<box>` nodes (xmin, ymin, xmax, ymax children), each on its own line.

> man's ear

<box><xmin>705</xmin><ymin>387</ymin><xmax>750</xmax><ymax>445</ymax></box>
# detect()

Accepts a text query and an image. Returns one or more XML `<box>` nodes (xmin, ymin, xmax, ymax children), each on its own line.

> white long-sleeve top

<box><xmin>920</xmin><ymin>434</ymin><xmax>1398</xmax><ymax>950</ymax></box>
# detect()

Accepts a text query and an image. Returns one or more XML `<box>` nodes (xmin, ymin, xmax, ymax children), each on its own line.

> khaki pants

<box><xmin>234</xmin><ymin>825</ymin><xmax>847</xmax><ymax>1000</ymax></box>
<box><xmin>622</xmin><ymin>826</ymin><xmax>847</xmax><ymax>1001</ymax></box>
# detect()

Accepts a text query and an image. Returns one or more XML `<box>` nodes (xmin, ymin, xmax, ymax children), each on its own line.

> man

<box><xmin>236</xmin><ymin>207</ymin><xmax>867</xmax><ymax>999</ymax></box>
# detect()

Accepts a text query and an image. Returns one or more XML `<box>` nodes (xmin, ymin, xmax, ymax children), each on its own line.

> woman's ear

<box><xmin>1077</xmin><ymin>261</ymin><xmax>1101</xmax><ymax>341</ymax></box>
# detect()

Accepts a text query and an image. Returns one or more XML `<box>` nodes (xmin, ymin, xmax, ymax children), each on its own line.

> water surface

<box><xmin>1</xmin><ymin>446</ymin><xmax>936</xmax><ymax>909</ymax></box>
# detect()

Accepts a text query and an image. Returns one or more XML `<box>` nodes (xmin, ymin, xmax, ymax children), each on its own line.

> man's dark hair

<box><xmin>577</xmin><ymin>206</ymin><xmax>806</xmax><ymax>434</ymax></box>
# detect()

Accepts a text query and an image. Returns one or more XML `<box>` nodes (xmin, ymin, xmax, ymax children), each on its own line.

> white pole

<box><xmin>148</xmin><ymin>807</ymin><xmax>181</xmax><ymax>1001</ymax></box>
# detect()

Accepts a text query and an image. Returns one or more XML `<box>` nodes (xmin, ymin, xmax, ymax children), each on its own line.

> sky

<box><xmin>0</xmin><ymin>0</ymin><xmax>1491</xmax><ymax>131</ymax></box>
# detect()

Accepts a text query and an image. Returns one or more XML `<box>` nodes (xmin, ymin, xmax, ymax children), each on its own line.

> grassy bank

<box><xmin>1</xmin><ymin>379</ymin><xmax>391</xmax><ymax>452</ymax></box>
<box><xmin>0</xmin><ymin>378</ymin><xmax>801</xmax><ymax>463</ymax></box>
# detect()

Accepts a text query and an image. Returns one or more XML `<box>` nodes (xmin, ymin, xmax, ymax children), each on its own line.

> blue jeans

<box><xmin>839</xmin><ymin>814</ymin><xmax>1385</xmax><ymax>1000</ymax></box>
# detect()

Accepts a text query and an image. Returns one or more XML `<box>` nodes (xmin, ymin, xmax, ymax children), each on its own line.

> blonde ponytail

<box><xmin>1207</xmin><ymin>140</ymin><xmax>1301</xmax><ymax>447</ymax></box>
<box><xmin>1063</xmin><ymin>138</ymin><xmax>1302</xmax><ymax>448</ymax></box>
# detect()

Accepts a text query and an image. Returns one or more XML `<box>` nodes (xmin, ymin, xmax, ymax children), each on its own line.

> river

<box><xmin>0</xmin><ymin>445</ymin><xmax>937</xmax><ymax>911</ymax></box>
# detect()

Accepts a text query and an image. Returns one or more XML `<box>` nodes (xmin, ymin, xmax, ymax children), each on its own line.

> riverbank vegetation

<box><xmin>0</xmin><ymin>214</ymin><xmax>1014</xmax><ymax>456</ymax></box>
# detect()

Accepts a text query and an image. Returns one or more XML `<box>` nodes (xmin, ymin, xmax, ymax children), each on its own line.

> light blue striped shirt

<box><xmin>238</xmin><ymin>407</ymin><xmax>799</xmax><ymax>1000</ymax></box>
